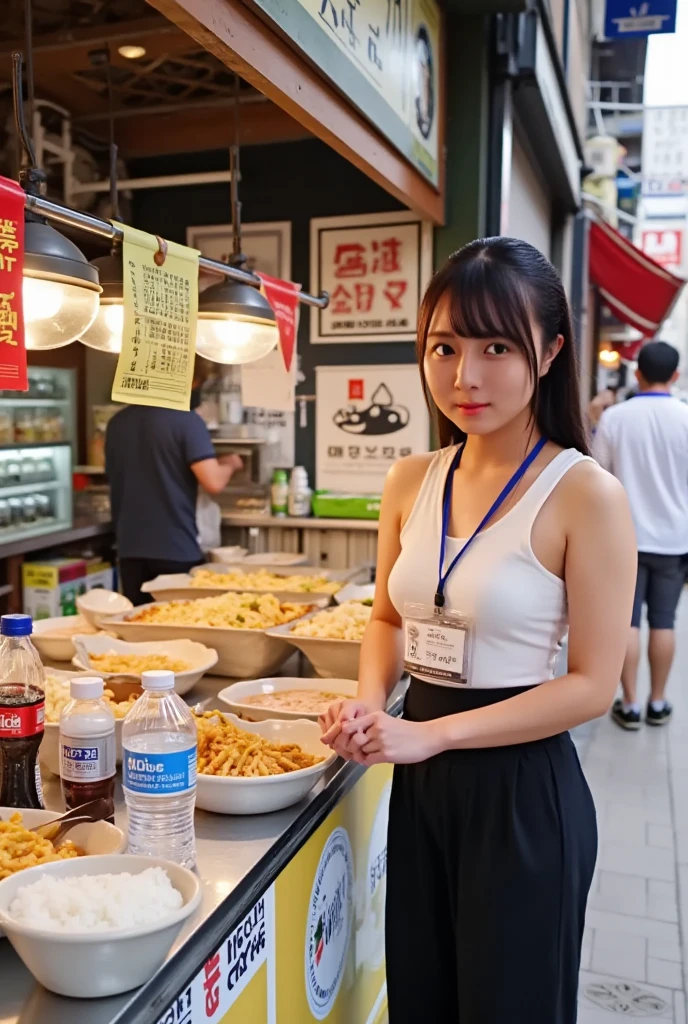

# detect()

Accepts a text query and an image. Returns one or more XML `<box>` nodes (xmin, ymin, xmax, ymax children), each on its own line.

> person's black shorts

<box><xmin>631</xmin><ymin>552</ymin><xmax>686</xmax><ymax>629</ymax></box>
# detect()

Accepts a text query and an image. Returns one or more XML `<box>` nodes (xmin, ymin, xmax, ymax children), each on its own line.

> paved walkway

<box><xmin>575</xmin><ymin>596</ymin><xmax>688</xmax><ymax>1021</ymax></box>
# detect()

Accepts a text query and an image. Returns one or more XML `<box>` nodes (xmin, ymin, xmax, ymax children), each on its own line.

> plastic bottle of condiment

<box><xmin>59</xmin><ymin>677</ymin><xmax>115</xmax><ymax>822</ymax></box>
<box><xmin>121</xmin><ymin>670</ymin><xmax>197</xmax><ymax>868</ymax></box>
<box><xmin>288</xmin><ymin>466</ymin><xmax>312</xmax><ymax>517</ymax></box>
<box><xmin>271</xmin><ymin>468</ymin><xmax>289</xmax><ymax>517</ymax></box>
<box><xmin>0</xmin><ymin>614</ymin><xmax>45</xmax><ymax>809</ymax></box>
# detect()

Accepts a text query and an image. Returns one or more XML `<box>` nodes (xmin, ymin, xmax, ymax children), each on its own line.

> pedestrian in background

<box><xmin>594</xmin><ymin>341</ymin><xmax>688</xmax><ymax>730</ymax></box>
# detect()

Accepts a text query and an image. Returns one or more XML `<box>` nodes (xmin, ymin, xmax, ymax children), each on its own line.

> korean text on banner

<box><xmin>0</xmin><ymin>176</ymin><xmax>27</xmax><ymax>391</ymax></box>
<box><xmin>111</xmin><ymin>224</ymin><xmax>199</xmax><ymax>410</ymax></box>
<box><xmin>257</xmin><ymin>271</ymin><xmax>301</xmax><ymax>373</ymax></box>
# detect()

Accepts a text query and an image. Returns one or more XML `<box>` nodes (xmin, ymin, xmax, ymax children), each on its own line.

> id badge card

<box><xmin>403</xmin><ymin>602</ymin><xmax>473</xmax><ymax>686</ymax></box>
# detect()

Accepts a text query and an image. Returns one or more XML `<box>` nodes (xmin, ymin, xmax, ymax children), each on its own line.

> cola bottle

<box><xmin>0</xmin><ymin>614</ymin><xmax>45</xmax><ymax>808</ymax></box>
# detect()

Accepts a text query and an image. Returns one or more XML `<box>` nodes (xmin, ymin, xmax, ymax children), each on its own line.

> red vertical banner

<box><xmin>0</xmin><ymin>177</ymin><xmax>26</xmax><ymax>391</ymax></box>
<box><xmin>257</xmin><ymin>272</ymin><xmax>301</xmax><ymax>373</ymax></box>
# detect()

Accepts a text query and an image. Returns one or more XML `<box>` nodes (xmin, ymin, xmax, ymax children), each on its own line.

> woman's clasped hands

<box><xmin>319</xmin><ymin>699</ymin><xmax>443</xmax><ymax>765</ymax></box>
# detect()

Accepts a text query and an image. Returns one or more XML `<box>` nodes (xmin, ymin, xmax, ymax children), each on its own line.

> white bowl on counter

<box><xmin>208</xmin><ymin>545</ymin><xmax>247</xmax><ymax>562</ymax></box>
<box><xmin>31</xmin><ymin>616</ymin><xmax>99</xmax><ymax>663</ymax></box>
<box><xmin>76</xmin><ymin>589</ymin><xmax>133</xmax><ymax>628</ymax></box>
<box><xmin>141</xmin><ymin>565</ymin><xmax>346</xmax><ymax>605</ymax></box>
<box><xmin>0</xmin><ymin>854</ymin><xmax>201</xmax><ymax>998</ymax></box>
<box><xmin>195</xmin><ymin>715</ymin><xmax>336</xmax><ymax>815</ymax></box>
<box><xmin>267</xmin><ymin>617</ymin><xmax>363</xmax><ymax>680</ymax></box>
<box><xmin>71</xmin><ymin>635</ymin><xmax>218</xmax><ymax>696</ymax></box>
<box><xmin>217</xmin><ymin>676</ymin><xmax>358</xmax><ymax>722</ymax></box>
<box><xmin>103</xmin><ymin>599</ymin><xmax>319</xmax><ymax>678</ymax></box>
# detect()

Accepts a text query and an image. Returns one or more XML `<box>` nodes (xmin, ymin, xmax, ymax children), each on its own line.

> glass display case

<box><xmin>0</xmin><ymin>368</ymin><xmax>75</xmax><ymax>545</ymax></box>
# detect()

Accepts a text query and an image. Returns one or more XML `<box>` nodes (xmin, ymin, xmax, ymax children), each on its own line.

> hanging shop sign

<box><xmin>111</xmin><ymin>224</ymin><xmax>199</xmax><ymax>411</ymax></box>
<box><xmin>248</xmin><ymin>0</ymin><xmax>441</xmax><ymax>185</ymax></box>
<box><xmin>641</xmin><ymin>228</ymin><xmax>683</xmax><ymax>269</ymax></box>
<box><xmin>604</xmin><ymin>0</ymin><xmax>677</xmax><ymax>38</ymax></box>
<box><xmin>316</xmin><ymin>364</ymin><xmax>429</xmax><ymax>492</ymax></box>
<box><xmin>641</xmin><ymin>108</ymin><xmax>688</xmax><ymax>197</ymax></box>
<box><xmin>156</xmin><ymin>764</ymin><xmax>393</xmax><ymax>1024</ymax></box>
<box><xmin>310</xmin><ymin>212</ymin><xmax>432</xmax><ymax>344</ymax></box>
<box><xmin>0</xmin><ymin>176</ymin><xmax>27</xmax><ymax>391</ymax></box>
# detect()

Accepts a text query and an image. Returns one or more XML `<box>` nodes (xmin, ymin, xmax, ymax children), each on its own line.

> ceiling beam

<box><xmin>143</xmin><ymin>0</ymin><xmax>445</xmax><ymax>224</ymax></box>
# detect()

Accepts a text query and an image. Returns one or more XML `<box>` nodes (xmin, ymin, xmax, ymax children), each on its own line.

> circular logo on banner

<box><xmin>305</xmin><ymin>826</ymin><xmax>354</xmax><ymax>1019</ymax></box>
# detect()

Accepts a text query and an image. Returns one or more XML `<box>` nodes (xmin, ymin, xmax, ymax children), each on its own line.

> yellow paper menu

<box><xmin>111</xmin><ymin>224</ymin><xmax>199</xmax><ymax>410</ymax></box>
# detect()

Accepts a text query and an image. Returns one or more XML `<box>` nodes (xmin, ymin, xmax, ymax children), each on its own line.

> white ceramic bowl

<box><xmin>267</xmin><ymin>616</ymin><xmax>363</xmax><ymax>680</ymax></box>
<box><xmin>195</xmin><ymin>715</ymin><xmax>336</xmax><ymax>814</ymax></box>
<box><xmin>209</xmin><ymin>545</ymin><xmax>247</xmax><ymax>562</ymax></box>
<box><xmin>76</xmin><ymin>589</ymin><xmax>133</xmax><ymax>628</ymax></box>
<box><xmin>217</xmin><ymin>676</ymin><xmax>358</xmax><ymax>722</ymax></box>
<box><xmin>103</xmin><ymin>599</ymin><xmax>318</xmax><ymax>678</ymax></box>
<box><xmin>0</xmin><ymin>809</ymin><xmax>125</xmax><ymax>938</ymax></box>
<box><xmin>334</xmin><ymin>583</ymin><xmax>375</xmax><ymax>605</ymax></box>
<box><xmin>31</xmin><ymin>616</ymin><xmax>97</xmax><ymax>663</ymax></box>
<box><xmin>71</xmin><ymin>635</ymin><xmax>218</xmax><ymax>696</ymax></box>
<box><xmin>0</xmin><ymin>854</ymin><xmax>201</xmax><ymax>998</ymax></box>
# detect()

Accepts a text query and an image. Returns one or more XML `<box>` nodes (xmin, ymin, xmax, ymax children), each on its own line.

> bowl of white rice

<box><xmin>0</xmin><ymin>854</ymin><xmax>201</xmax><ymax>998</ymax></box>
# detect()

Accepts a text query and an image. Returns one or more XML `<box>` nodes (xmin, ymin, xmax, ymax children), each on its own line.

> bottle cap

<box><xmin>1</xmin><ymin>614</ymin><xmax>33</xmax><ymax>637</ymax></box>
<box><xmin>141</xmin><ymin>670</ymin><xmax>175</xmax><ymax>691</ymax></box>
<box><xmin>70</xmin><ymin>677</ymin><xmax>104</xmax><ymax>701</ymax></box>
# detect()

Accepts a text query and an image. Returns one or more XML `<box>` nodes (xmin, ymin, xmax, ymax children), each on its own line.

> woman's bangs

<box><xmin>443</xmin><ymin>258</ymin><xmax>534</xmax><ymax>354</ymax></box>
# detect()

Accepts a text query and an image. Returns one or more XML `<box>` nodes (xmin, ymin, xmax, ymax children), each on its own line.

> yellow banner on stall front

<box><xmin>111</xmin><ymin>223</ymin><xmax>199</xmax><ymax>410</ymax></box>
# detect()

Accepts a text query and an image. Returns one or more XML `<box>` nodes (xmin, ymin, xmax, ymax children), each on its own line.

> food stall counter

<box><xmin>0</xmin><ymin>674</ymin><xmax>404</xmax><ymax>1024</ymax></box>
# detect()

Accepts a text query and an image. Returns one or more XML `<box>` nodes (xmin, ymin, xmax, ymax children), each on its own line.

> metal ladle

<box><xmin>30</xmin><ymin>798</ymin><xmax>112</xmax><ymax>845</ymax></box>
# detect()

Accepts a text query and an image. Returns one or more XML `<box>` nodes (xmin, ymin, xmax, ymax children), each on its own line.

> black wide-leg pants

<box><xmin>385</xmin><ymin>680</ymin><xmax>597</xmax><ymax>1024</ymax></box>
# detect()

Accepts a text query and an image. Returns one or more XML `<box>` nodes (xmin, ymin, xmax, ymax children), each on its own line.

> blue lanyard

<box><xmin>435</xmin><ymin>436</ymin><xmax>548</xmax><ymax>609</ymax></box>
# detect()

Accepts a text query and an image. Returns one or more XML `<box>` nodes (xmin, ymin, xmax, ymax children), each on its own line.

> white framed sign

<box><xmin>310</xmin><ymin>212</ymin><xmax>432</xmax><ymax>343</ymax></box>
<box><xmin>316</xmin><ymin>364</ymin><xmax>429</xmax><ymax>493</ymax></box>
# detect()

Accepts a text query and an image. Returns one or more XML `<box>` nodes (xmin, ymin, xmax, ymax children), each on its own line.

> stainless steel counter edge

<box><xmin>113</xmin><ymin>693</ymin><xmax>404</xmax><ymax>1024</ymax></box>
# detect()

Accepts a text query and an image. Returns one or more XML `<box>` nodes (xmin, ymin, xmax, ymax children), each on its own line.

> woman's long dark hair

<box><xmin>417</xmin><ymin>237</ymin><xmax>590</xmax><ymax>455</ymax></box>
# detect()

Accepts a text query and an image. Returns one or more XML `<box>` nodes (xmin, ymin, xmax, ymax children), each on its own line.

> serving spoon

<box><xmin>30</xmin><ymin>798</ymin><xmax>113</xmax><ymax>845</ymax></box>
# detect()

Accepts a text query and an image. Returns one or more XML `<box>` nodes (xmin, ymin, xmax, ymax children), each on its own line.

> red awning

<box><xmin>589</xmin><ymin>218</ymin><xmax>685</xmax><ymax>337</ymax></box>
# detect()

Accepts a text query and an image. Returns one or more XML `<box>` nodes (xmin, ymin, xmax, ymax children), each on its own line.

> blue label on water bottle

<box><xmin>122</xmin><ymin>745</ymin><xmax>197</xmax><ymax>796</ymax></box>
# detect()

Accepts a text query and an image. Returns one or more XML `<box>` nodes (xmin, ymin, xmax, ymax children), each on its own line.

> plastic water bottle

<box><xmin>59</xmin><ymin>677</ymin><xmax>115</xmax><ymax>822</ymax></box>
<box><xmin>121</xmin><ymin>670</ymin><xmax>197</xmax><ymax>867</ymax></box>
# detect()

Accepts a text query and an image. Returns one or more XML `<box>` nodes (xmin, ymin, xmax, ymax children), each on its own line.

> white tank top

<box><xmin>387</xmin><ymin>446</ymin><xmax>592</xmax><ymax>689</ymax></box>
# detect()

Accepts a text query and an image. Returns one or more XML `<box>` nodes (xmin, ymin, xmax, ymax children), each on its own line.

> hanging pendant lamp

<box><xmin>12</xmin><ymin>38</ymin><xmax>101</xmax><ymax>350</ymax></box>
<box><xmin>195</xmin><ymin>87</ymin><xmax>279</xmax><ymax>366</ymax></box>
<box><xmin>79</xmin><ymin>251</ymin><xmax>123</xmax><ymax>353</ymax></box>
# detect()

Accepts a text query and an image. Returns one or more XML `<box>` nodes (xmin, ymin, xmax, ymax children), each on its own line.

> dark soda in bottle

<box><xmin>0</xmin><ymin>614</ymin><xmax>45</xmax><ymax>809</ymax></box>
<box><xmin>60</xmin><ymin>677</ymin><xmax>116</xmax><ymax>822</ymax></box>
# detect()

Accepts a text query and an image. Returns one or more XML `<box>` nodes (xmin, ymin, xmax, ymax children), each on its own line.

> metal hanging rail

<box><xmin>23</xmin><ymin>192</ymin><xmax>330</xmax><ymax>310</ymax></box>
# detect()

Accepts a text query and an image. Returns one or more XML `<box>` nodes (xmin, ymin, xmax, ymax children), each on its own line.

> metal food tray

<box><xmin>266</xmin><ymin>608</ymin><xmax>363</xmax><ymax>680</ymax></box>
<box><xmin>103</xmin><ymin>599</ymin><xmax>320</xmax><ymax>679</ymax></box>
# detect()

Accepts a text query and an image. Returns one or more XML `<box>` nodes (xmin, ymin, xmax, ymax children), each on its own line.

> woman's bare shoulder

<box><xmin>385</xmin><ymin>451</ymin><xmax>438</xmax><ymax>495</ymax></box>
<box><xmin>556</xmin><ymin>456</ymin><xmax>630</xmax><ymax>524</ymax></box>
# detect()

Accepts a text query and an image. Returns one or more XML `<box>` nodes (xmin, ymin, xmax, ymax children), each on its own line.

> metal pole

<box><xmin>23</xmin><ymin>192</ymin><xmax>330</xmax><ymax>309</ymax></box>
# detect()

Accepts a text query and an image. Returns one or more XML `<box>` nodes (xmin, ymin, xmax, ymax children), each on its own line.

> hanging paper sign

<box><xmin>111</xmin><ymin>224</ymin><xmax>199</xmax><ymax>410</ymax></box>
<box><xmin>0</xmin><ymin>177</ymin><xmax>27</xmax><ymax>392</ymax></box>
<box><xmin>257</xmin><ymin>271</ymin><xmax>301</xmax><ymax>373</ymax></box>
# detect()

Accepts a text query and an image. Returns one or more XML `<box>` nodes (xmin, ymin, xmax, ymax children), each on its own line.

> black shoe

<box><xmin>611</xmin><ymin>699</ymin><xmax>641</xmax><ymax>731</ymax></box>
<box><xmin>646</xmin><ymin>701</ymin><xmax>673</xmax><ymax>726</ymax></box>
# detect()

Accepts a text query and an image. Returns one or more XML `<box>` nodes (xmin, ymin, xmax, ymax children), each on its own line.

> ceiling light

<box><xmin>23</xmin><ymin>220</ymin><xmax>101</xmax><ymax>350</ymax></box>
<box><xmin>598</xmin><ymin>347</ymin><xmax>620</xmax><ymax>368</ymax></box>
<box><xmin>118</xmin><ymin>44</ymin><xmax>146</xmax><ymax>59</ymax></box>
<box><xmin>80</xmin><ymin>253</ymin><xmax>123</xmax><ymax>353</ymax></box>
<box><xmin>195</xmin><ymin>280</ymin><xmax>279</xmax><ymax>364</ymax></box>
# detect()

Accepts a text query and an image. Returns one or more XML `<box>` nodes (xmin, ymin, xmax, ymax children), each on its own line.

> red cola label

<box><xmin>0</xmin><ymin>701</ymin><xmax>44</xmax><ymax>738</ymax></box>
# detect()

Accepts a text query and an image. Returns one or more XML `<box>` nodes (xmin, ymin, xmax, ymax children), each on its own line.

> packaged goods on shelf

<box><xmin>23</xmin><ymin>559</ymin><xmax>88</xmax><ymax>620</ymax></box>
<box><xmin>311</xmin><ymin>491</ymin><xmax>381</xmax><ymax>520</ymax></box>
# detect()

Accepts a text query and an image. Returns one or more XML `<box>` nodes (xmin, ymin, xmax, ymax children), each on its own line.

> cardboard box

<box><xmin>311</xmin><ymin>492</ymin><xmax>381</xmax><ymax>520</ymax></box>
<box><xmin>85</xmin><ymin>559</ymin><xmax>114</xmax><ymax>592</ymax></box>
<box><xmin>23</xmin><ymin>558</ymin><xmax>87</xmax><ymax>620</ymax></box>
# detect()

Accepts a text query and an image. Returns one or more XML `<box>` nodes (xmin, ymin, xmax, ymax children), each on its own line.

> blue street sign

<box><xmin>605</xmin><ymin>0</ymin><xmax>677</xmax><ymax>38</ymax></box>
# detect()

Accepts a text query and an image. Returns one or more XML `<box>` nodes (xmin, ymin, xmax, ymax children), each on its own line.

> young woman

<box><xmin>320</xmin><ymin>237</ymin><xmax>637</xmax><ymax>1023</ymax></box>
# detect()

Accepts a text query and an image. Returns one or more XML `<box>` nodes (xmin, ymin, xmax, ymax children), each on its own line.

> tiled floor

<box><xmin>575</xmin><ymin>597</ymin><xmax>688</xmax><ymax>1022</ymax></box>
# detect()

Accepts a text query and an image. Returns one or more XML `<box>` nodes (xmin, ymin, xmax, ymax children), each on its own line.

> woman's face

<box><xmin>423</xmin><ymin>293</ymin><xmax>560</xmax><ymax>436</ymax></box>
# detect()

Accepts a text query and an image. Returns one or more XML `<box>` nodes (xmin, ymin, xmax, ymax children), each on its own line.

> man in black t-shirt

<box><xmin>105</xmin><ymin>405</ymin><xmax>242</xmax><ymax>604</ymax></box>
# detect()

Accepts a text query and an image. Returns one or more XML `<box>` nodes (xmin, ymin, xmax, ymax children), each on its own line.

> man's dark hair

<box><xmin>637</xmin><ymin>341</ymin><xmax>680</xmax><ymax>385</ymax></box>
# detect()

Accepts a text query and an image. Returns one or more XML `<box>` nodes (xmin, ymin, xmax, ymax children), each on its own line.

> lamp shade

<box><xmin>195</xmin><ymin>279</ymin><xmax>279</xmax><ymax>365</ymax></box>
<box><xmin>23</xmin><ymin>221</ymin><xmax>101</xmax><ymax>350</ymax></box>
<box><xmin>80</xmin><ymin>253</ymin><xmax>124</xmax><ymax>354</ymax></box>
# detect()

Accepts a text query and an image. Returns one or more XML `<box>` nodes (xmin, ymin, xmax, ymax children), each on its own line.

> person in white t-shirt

<box><xmin>594</xmin><ymin>341</ymin><xmax>688</xmax><ymax>730</ymax></box>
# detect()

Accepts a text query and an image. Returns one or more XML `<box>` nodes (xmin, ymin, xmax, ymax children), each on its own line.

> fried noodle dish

<box><xmin>194</xmin><ymin>709</ymin><xmax>324</xmax><ymax>778</ymax></box>
<box><xmin>0</xmin><ymin>812</ymin><xmax>82</xmax><ymax>880</ymax></box>
<box><xmin>130</xmin><ymin>592</ymin><xmax>311</xmax><ymax>630</ymax></box>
